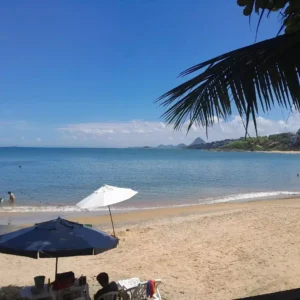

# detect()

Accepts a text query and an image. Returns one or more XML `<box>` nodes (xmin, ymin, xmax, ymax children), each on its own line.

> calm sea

<box><xmin>0</xmin><ymin>147</ymin><xmax>300</xmax><ymax>214</ymax></box>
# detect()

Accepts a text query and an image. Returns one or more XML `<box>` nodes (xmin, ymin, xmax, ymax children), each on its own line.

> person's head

<box><xmin>96</xmin><ymin>272</ymin><xmax>109</xmax><ymax>287</ymax></box>
<box><xmin>7</xmin><ymin>191</ymin><xmax>11</xmax><ymax>195</ymax></box>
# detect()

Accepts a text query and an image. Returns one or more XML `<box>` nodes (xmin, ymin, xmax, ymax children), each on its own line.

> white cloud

<box><xmin>2</xmin><ymin>113</ymin><xmax>299</xmax><ymax>147</ymax></box>
<box><xmin>59</xmin><ymin>123</ymin><xmax>115</xmax><ymax>136</ymax></box>
<box><xmin>121</xmin><ymin>129</ymin><xmax>130</xmax><ymax>134</ymax></box>
<box><xmin>57</xmin><ymin>112</ymin><xmax>300</xmax><ymax>147</ymax></box>
<box><xmin>134</xmin><ymin>129</ymin><xmax>145</xmax><ymax>134</ymax></box>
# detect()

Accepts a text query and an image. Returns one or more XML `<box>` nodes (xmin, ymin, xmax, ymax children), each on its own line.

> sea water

<box><xmin>0</xmin><ymin>147</ymin><xmax>300</xmax><ymax>214</ymax></box>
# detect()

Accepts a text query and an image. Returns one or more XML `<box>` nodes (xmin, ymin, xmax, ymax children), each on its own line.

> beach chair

<box><xmin>97</xmin><ymin>291</ymin><xmax>119</xmax><ymax>300</ymax></box>
<box><xmin>131</xmin><ymin>279</ymin><xmax>162</xmax><ymax>300</ymax></box>
<box><xmin>56</xmin><ymin>286</ymin><xmax>86</xmax><ymax>300</ymax></box>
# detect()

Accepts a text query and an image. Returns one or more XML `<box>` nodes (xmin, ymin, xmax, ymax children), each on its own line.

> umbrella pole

<box><xmin>55</xmin><ymin>257</ymin><xmax>58</xmax><ymax>280</ymax></box>
<box><xmin>108</xmin><ymin>205</ymin><xmax>116</xmax><ymax>236</ymax></box>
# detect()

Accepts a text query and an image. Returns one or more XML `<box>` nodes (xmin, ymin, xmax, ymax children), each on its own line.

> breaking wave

<box><xmin>0</xmin><ymin>191</ymin><xmax>299</xmax><ymax>213</ymax></box>
<box><xmin>203</xmin><ymin>191</ymin><xmax>300</xmax><ymax>204</ymax></box>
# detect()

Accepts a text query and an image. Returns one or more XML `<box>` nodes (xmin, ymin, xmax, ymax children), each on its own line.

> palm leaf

<box><xmin>158</xmin><ymin>32</ymin><xmax>300</xmax><ymax>135</ymax></box>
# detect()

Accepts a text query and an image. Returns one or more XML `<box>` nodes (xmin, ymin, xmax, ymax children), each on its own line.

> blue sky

<box><xmin>0</xmin><ymin>1</ymin><xmax>296</xmax><ymax>147</ymax></box>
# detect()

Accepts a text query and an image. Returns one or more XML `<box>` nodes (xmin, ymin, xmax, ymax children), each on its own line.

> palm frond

<box><xmin>158</xmin><ymin>32</ymin><xmax>300</xmax><ymax>135</ymax></box>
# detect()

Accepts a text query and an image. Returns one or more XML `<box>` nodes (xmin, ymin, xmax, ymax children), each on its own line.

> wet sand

<box><xmin>1</xmin><ymin>197</ymin><xmax>299</xmax><ymax>228</ymax></box>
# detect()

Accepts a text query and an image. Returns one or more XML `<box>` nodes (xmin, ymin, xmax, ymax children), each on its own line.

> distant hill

<box><xmin>188</xmin><ymin>137</ymin><xmax>206</xmax><ymax>149</ymax></box>
<box><xmin>130</xmin><ymin>143</ymin><xmax>187</xmax><ymax>149</ymax></box>
<box><xmin>129</xmin><ymin>131</ymin><xmax>300</xmax><ymax>151</ymax></box>
<box><xmin>221</xmin><ymin>133</ymin><xmax>297</xmax><ymax>151</ymax></box>
<box><xmin>188</xmin><ymin>132</ymin><xmax>300</xmax><ymax>151</ymax></box>
<box><xmin>190</xmin><ymin>138</ymin><xmax>242</xmax><ymax>150</ymax></box>
<box><xmin>157</xmin><ymin>144</ymin><xmax>177</xmax><ymax>149</ymax></box>
<box><xmin>177</xmin><ymin>143</ymin><xmax>187</xmax><ymax>148</ymax></box>
<box><xmin>156</xmin><ymin>143</ymin><xmax>187</xmax><ymax>149</ymax></box>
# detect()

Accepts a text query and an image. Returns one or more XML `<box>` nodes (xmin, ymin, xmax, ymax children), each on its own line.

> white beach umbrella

<box><xmin>76</xmin><ymin>185</ymin><xmax>138</xmax><ymax>235</ymax></box>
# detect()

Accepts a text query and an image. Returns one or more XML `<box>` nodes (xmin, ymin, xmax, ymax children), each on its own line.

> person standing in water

<box><xmin>8</xmin><ymin>191</ymin><xmax>15</xmax><ymax>205</ymax></box>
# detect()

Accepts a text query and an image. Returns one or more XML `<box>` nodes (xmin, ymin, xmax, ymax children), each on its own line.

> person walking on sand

<box><xmin>8</xmin><ymin>191</ymin><xmax>15</xmax><ymax>205</ymax></box>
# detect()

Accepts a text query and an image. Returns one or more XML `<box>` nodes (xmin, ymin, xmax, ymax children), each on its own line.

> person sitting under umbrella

<box><xmin>94</xmin><ymin>272</ymin><xmax>118</xmax><ymax>300</ymax></box>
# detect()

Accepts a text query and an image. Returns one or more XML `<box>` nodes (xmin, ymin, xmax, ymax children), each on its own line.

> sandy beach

<box><xmin>2</xmin><ymin>198</ymin><xmax>300</xmax><ymax>299</ymax></box>
<box><xmin>259</xmin><ymin>150</ymin><xmax>300</xmax><ymax>155</ymax></box>
<box><xmin>214</xmin><ymin>150</ymin><xmax>300</xmax><ymax>154</ymax></box>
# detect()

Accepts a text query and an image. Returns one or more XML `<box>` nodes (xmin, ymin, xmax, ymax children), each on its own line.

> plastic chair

<box><xmin>98</xmin><ymin>291</ymin><xmax>119</xmax><ymax>300</ymax></box>
<box><xmin>56</xmin><ymin>286</ymin><xmax>84</xmax><ymax>300</ymax></box>
<box><xmin>131</xmin><ymin>279</ymin><xmax>162</xmax><ymax>300</ymax></box>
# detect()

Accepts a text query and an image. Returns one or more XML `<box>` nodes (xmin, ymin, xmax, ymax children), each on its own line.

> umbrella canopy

<box><xmin>0</xmin><ymin>217</ymin><xmax>118</xmax><ymax>259</ymax></box>
<box><xmin>76</xmin><ymin>184</ymin><xmax>138</xmax><ymax>209</ymax></box>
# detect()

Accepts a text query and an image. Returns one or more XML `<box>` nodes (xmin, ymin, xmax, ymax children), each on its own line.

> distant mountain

<box><xmin>185</xmin><ymin>131</ymin><xmax>300</xmax><ymax>151</ymax></box>
<box><xmin>177</xmin><ymin>143</ymin><xmax>187</xmax><ymax>148</ymax></box>
<box><xmin>188</xmin><ymin>137</ymin><xmax>206</xmax><ymax>148</ymax></box>
<box><xmin>130</xmin><ymin>131</ymin><xmax>300</xmax><ymax>152</ymax></box>
<box><xmin>129</xmin><ymin>143</ymin><xmax>187</xmax><ymax>149</ymax></box>
<box><xmin>127</xmin><ymin>146</ymin><xmax>152</xmax><ymax>149</ymax></box>
<box><xmin>157</xmin><ymin>144</ymin><xmax>176</xmax><ymax>149</ymax></box>
<box><xmin>156</xmin><ymin>143</ymin><xmax>187</xmax><ymax>149</ymax></box>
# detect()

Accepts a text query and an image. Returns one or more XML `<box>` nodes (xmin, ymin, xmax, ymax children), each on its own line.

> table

<box><xmin>20</xmin><ymin>282</ymin><xmax>90</xmax><ymax>300</ymax></box>
<box><xmin>20</xmin><ymin>286</ymin><xmax>52</xmax><ymax>300</ymax></box>
<box><xmin>55</xmin><ymin>283</ymin><xmax>89</xmax><ymax>299</ymax></box>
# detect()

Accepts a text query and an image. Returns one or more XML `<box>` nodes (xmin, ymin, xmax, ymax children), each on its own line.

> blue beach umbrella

<box><xmin>0</xmin><ymin>217</ymin><xmax>118</xmax><ymax>277</ymax></box>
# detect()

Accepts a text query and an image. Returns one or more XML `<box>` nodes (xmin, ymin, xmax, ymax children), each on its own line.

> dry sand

<box><xmin>1</xmin><ymin>198</ymin><xmax>300</xmax><ymax>299</ymax></box>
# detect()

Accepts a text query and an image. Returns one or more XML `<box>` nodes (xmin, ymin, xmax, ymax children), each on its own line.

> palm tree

<box><xmin>158</xmin><ymin>0</ymin><xmax>300</xmax><ymax>135</ymax></box>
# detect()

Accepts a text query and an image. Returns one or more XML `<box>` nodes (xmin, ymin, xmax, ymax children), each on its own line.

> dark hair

<box><xmin>8</xmin><ymin>191</ymin><xmax>11</xmax><ymax>194</ymax></box>
<box><xmin>96</xmin><ymin>272</ymin><xmax>109</xmax><ymax>286</ymax></box>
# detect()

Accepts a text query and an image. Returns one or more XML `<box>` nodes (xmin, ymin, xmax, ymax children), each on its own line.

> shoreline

<box><xmin>69</xmin><ymin>196</ymin><xmax>300</xmax><ymax>227</ymax></box>
<box><xmin>50</xmin><ymin>196</ymin><xmax>300</xmax><ymax>227</ymax></box>
<box><xmin>1</xmin><ymin>196</ymin><xmax>299</xmax><ymax>227</ymax></box>
<box><xmin>250</xmin><ymin>150</ymin><xmax>300</xmax><ymax>154</ymax></box>
<box><xmin>132</xmin><ymin>148</ymin><xmax>300</xmax><ymax>154</ymax></box>
<box><xmin>210</xmin><ymin>149</ymin><xmax>300</xmax><ymax>154</ymax></box>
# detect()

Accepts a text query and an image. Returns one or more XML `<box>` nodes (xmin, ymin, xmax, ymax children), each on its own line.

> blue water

<box><xmin>0</xmin><ymin>147</ymin><xmax>300</xmax><ymax>212</ymax></box>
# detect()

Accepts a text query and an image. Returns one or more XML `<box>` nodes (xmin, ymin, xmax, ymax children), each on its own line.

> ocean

<box><xmin>0</xmin><ymin>147</ymin><xmax>300</xmax><ymax>216</ymax></box>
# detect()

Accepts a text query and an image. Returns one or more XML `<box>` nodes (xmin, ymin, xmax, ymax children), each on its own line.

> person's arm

<box><xmin>94</xmin><ymin>289</ymin><xmax>103</xmax><ymax>300</ymax></box>
<box><xmin>93</xmin><ymin>290</ymin><xmax>100</xmax><ymax>300</ymax></box>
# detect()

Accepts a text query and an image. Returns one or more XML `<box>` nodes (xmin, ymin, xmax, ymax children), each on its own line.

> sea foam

<box><xmin>0</xmin><ymin>191</ymin><xmax>299</xmax><ymax>213</ymax></box>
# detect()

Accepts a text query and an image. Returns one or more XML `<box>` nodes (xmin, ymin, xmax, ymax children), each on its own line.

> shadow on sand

<box><xmin>235</xmin><ymin>288</ymin><xmax>300</xmax><ymax>300</ymax></box>
<box><xmin>0</xmin><ymin>285</ymin><xmax>22</xmax><ymax>300</ymax></box>
<box><xmin>2</xmin><ymin>284</ymin><xmax>300</xmax><ymax>300</ymax></box>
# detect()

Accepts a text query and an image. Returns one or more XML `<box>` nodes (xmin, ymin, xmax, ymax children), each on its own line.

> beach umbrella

<box><xmin>76</xmin><ymin>184</ymin><xmax>138</xmax><ymax>235</ymax></box>
<box><xmin>0</xmin><ymin>217</ymin><xmax>118</xmax><ymax>278</ymax></box>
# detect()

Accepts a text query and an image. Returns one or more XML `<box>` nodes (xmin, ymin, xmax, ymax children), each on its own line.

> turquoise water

<box><xmin>0</xmin><ymin>147</ymin><xmax>300</xmax><ymax>213</ymax></box>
